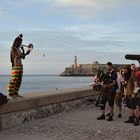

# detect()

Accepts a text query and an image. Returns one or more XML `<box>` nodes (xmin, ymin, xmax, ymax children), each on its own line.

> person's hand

<box><xmin>132</xmin><ymin>94</ymin><xmax>135</xmax><ymax>98</ymax></box>
<box><xmin>102</xmin><ymin>84</ymin><xmax>108</xmax><ymax>89</ymax></box>
<box><xmin>25</xmin><ymin>50</ymin><xmax>31</xmax><ymax>55</ymax></box>
<box><xmin>21</xmin><ymin>46</ymin><xmax>24</xmax><ymax>50</ymax></box>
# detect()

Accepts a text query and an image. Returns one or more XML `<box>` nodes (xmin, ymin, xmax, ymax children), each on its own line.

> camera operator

<box><xmin>97</xmin><ymin>62</ymin><xmax>118</xmax><ymax>121</ymax></box>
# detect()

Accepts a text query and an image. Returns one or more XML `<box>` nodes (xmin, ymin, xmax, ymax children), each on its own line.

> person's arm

<box><xmin>12</xmin><ymin>47</ymin><xmax>30</xmax><ymax>59</ymax></box>
<box><xmin>117</xmin><ymin>76</ymin><xmax>121</xmax><ymax>91</ymax></box>
<box><xmin>104</xmin><ymin>71</ymin><xmax>117</xmax><ymax>89</ymax></box>
<box><xmin>105</xmin><ymin>80</ymin><xmax>116</xmax><ymax>88</ymax></box>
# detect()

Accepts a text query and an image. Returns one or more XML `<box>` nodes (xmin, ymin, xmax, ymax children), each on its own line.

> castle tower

<box><xmin>74</xmin><ymin>56</ymin><xmax>77</xmax><ymax>68</ymax></box>
<box><xmin>92</xmin><ymin>61</ymin><xmax>99</xmax><ymax>69</ymax></box>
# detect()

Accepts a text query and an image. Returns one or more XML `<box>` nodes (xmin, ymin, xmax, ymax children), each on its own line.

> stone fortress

<box><xmin>60</xmin><ymin>56</ymin><xmax>126</xmax><ymax>76</ymax></box>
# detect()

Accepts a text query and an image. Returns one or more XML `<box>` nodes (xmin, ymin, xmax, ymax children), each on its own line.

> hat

<box><xmin>18</xmin><ymin>34</ymin><xmax>23</xmax><ymax>38</ymax></box>
<box><xmin>14</xmin><ymin>37</ymin><xmax>22</xmax><ymax>43</ymax></box>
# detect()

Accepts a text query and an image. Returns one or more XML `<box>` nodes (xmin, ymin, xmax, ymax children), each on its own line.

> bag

<box><xmin>0</xmin><ymin>93</ymin><xmax>8</xmax><ymax>105</ymax></box>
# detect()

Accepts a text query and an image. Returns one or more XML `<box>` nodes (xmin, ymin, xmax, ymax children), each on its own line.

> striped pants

<box><xmin>8</xmin><ymin>66</ymin><xmax>23</xmax><ymax>96</ymax></box>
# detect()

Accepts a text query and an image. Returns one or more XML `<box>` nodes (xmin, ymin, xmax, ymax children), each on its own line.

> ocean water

<box><xmin>0</xmin><ymin>75</ymin><xmax>92</xmax><ymax>95</ymax></box>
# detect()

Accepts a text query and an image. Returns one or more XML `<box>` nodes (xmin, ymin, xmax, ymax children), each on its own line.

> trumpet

<box><xmin>21</xmin><ymin>44</ymin><xmax>28</xmax><ymax>48</ymax></box>
<box><xmin>21</xmin><ymin>43</ymin><xmax>34</xmax><ymax>51</ymax></box>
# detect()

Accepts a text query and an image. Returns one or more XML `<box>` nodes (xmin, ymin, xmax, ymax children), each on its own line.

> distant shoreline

<box><xmin>59</xmin><ymin>74</ymin><xmax>95</xmax><ymax>77</ymax></box>
<box><xmin>0</xmin><ymin>74</ymin><xmax>94</xmax><ymax>77</ymax></box>
<box><xmin>0</xmin><ymin>74</ymin><xmax>59</xmax><ymax>77</ymax></box>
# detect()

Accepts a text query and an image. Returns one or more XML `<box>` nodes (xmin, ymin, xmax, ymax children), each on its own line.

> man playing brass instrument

<box><xmin>8</xmin><ymin>34</ymin><xmax>32</xmax><ymax>99</ymax></box>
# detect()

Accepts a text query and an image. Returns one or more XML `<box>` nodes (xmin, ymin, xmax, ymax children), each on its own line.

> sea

<box><xmin>0</xmin><ymin>75</ymin><xmax>93</xmax><ymax>95</ymax></box>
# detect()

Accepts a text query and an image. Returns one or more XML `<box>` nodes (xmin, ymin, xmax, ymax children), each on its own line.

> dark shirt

<box><xmin>106</xmin><ymin>70</ymin><xmax>118</xmax><ymax>93</ymax></box>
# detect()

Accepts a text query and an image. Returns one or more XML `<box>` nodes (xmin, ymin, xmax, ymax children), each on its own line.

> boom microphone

<box><xmin>125</xmin><ymin>54</ymin><xmax>140</xmax><ymax>66</ymax></box>
<box><xmin>125</xmin><ymin>54</ymin><xmax>140</xmax><ymax>60</ymax></box>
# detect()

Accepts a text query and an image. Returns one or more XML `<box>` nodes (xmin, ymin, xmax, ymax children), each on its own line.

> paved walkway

<box><xmin>0</xmin><ymin>102</ymin><xmax>140</xmax><ymax>140</ymax></box>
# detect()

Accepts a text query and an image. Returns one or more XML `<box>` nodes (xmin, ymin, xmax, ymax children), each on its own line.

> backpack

<box><xmin>0</xmin><ymin>93</ymin><xmax>8</xmax><ymax>105</ymax></box>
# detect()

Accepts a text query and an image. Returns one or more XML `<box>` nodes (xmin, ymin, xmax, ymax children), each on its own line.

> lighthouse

<box><xmin>74</xmin><ymin>56</ymin><xmax>77</xmax><ymax>68</ymax></box>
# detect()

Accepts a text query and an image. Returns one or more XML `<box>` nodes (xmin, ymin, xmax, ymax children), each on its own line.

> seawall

<box><xmin>0</xmin><ymin>87</ymin><xmax>94</xmax><ymax>130</ymax></box>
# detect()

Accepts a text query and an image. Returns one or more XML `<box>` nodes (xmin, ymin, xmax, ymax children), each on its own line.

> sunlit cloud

<box><xmin>55</xmin><ymin>0</ymin><xmax>96</xmax><ymax>7</ymax></box>
<box><xmin>78</xmin><ymin>46</ymin><xmax>134</xmax><ymax>53</ymax></box>
<box><xmin>55</xmin><ymin>0</ymin><xmax>140</xmax><ymax>7</ymax></box>
<box><xmin>3</xmin><ymin>0</ymin><xmax>49</xmax><ymax>8</ymax></box>
<box><xmin>109</xmin><ymin>47</ymin><xmax>138</xmax><ymax>53</ymax></box>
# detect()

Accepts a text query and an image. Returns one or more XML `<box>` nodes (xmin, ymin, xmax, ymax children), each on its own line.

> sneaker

<box><xmin>15</xmin><ymin>92</ymin><xmax>19</xmax><ymax>95</ymax></box>
<box><xmin>125</xmin><ymin>117</ymin><xmax>134</xmax><ymax>123</ymax></box>
<box><xmin>134</xmin><ymin>118</ymin><xmax>139</xmax><ymax>126</ymax></box>
<box><xmin>106</xmin><ymin>113</ymin><xmax>114</xmax><ymax>117</ymax></box>
<box><xmin>10</xmin><ymin>94</ymin><xmax>17</xmax><ymax>99</ymax></box>
<box><xmin>7</xmin><ymin>96</ymin><xmax>12</xmax><ymax>100</ymax></box>
<box><xmin>16</xmin><ymin>94</ymin><xmax>23</xmax><ymax>98</ymax></box>
<box><xmin>106</xmin><ymin>113</ymin><xmax>110</xmax><ymax>117</ymax></box>
<box><xmin>118</xmin><ymin>113</ymin><xmax>122</xmax><ymax>118</ymax></box>
<box><xmin>97</xmin><ymin>114</ymin><xmax>105</xmax><ymax>120</ymax></box>
<box><xmin>88</xmin><ymin>98</ymin><xmax>95</xmax><ymax>102</ymax></box>
<box><xmin>15</xmin><ymin>92</ymin><xmax>23</xmax><ymax>97</ymax></box>
<box><xmin>107</xmin><ymin>116</ymin><xmax>113</xmax><ymax>121</ymax></box>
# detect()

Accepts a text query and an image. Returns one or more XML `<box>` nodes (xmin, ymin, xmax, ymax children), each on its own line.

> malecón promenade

<box><xmin>0</xmin><ymin>87</ymin><xmax>139</xmax><ymax>140</ymax></box>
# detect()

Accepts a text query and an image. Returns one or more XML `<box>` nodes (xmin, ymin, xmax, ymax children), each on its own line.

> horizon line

<box><xmin>0</xmin><ymin>74</ymin><xmax>59</xmax><ymax>76</ymax></box>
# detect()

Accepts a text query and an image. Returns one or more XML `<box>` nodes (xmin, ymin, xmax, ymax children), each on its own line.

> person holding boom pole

<box><xmin>8</xmin><ymin>34</ymin><xmax>33</xmax><ymax>99</ymax></box>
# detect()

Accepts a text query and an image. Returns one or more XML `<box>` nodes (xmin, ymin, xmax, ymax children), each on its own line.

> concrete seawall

<box><xmin>0</xmin><ymin>87</ymin><xmax>94</xmax><ymax>129</ymax></box>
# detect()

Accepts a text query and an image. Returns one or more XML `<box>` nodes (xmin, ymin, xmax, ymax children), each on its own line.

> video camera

<box><xmin>97</xmin><ymin>69</ymin><xmax>112</xmax><ymax>85</ymax></box>
<box><xmin>93</xmin><ymin>69</ymin><xmax>112</xmax><ymax>93</ymax></box>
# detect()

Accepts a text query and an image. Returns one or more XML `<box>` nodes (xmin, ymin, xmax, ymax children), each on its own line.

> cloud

<box><xmin>55</xmin><ymin>0</ymin><xmax>96</xmax><ymax>7</ymax></box>
<box><xmin>108</xmin><ymin>47</ymin><xmax>137</xmax><ymax>53</ymax></box>
<box><xmin>55</xmin><ymin>0</ymin><xmax>140</xmax><ymax>7</ymax></box>
<box><xmin>3</xmin><ymin>0</ymin><xmax>49</xmax><ymax>8</ymax></box>
<box><xmin>52</xmin><ymin>0</ymin><xmax>140</xmax><ymax>20</ymax></box>
<box><xmin>2</xmin><ymin>0</ymin><xmax>140</xmax><ymax>12</ymax></box>
<box><xmin>0</xmin><ymin>0</ymin><xmax>140</xmax><ymax>74</ymax></box>
<box><xmin>0</xmin><ymin>27</ymin><xmax>139</xmax><ymax>74</ymax></box>
<box><xmin>0</xmin><ymin>7</ymin><xmax>10</xmax><ymax>18</ymax></box>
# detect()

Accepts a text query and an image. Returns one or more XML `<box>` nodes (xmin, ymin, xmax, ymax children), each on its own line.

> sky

<box><xmin>0</xmin><ymin>0</ymin><xmax>140</xmax><ymax>75</ymax></box>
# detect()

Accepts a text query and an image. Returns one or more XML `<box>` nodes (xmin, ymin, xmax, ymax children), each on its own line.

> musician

<box><xmin>8</xmin><ymin>34</ymin><xmax>31</xmax><ymax>99</ymax></box>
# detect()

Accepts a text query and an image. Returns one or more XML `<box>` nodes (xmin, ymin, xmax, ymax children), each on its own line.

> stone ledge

<box><xmin>0</xmin><ymin>87</ymin><xmax>94</xmax><ymax>129</ymax></box>
<box><xmin>0</xmin><ymin>87</ymin><xmax>93</xmax><ymax>115</ymax></box>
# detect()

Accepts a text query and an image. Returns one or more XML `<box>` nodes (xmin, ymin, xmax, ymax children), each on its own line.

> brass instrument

<box><xmin>21</xmin><ymin>44</ymin><xmax>34</xmax><ymax>51</ymax></box>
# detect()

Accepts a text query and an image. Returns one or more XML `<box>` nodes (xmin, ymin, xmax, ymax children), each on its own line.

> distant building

<box><xmin>60</xmin><ymin>56</ymin><xmax>126</xmax><ymax>76</ymax></box>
